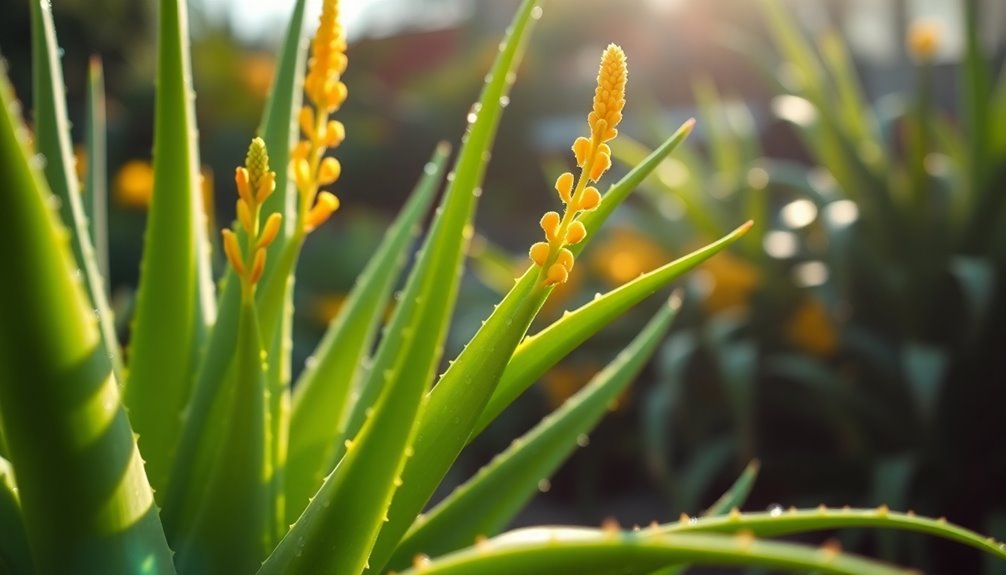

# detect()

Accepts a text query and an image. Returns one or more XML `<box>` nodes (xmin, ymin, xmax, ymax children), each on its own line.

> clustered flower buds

<box><xmin>223</xmin><ymin>138</ymin><xmax>283</xmax><ymax>294</ymax></box>
<box><xmin>291</xmin><ymin>0</ymin><xmax>348</xmax><ymax>235</ymax></box>
<box><xmin>529</xmin><ymin>44</ymin><xmax>627</xmax><ymax>286</ymax></box>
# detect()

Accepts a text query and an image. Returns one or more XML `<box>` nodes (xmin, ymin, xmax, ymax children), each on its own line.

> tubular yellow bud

<box><xmin>235</xmin><ymin>167</ymin><xmax>252</xmax><ymax>204</ymax></box>
<box><xmin>555</xmin><ymin>172</ymin><xmax>574</xmax><ymax>203</ymax></box>
<box><xmin>221</xmin><ymin>229</ymin><xmax>245</xmax><ymax>276</ymax></box>
<box><xmin>565</xmin><ymin>221</ymin><xmax>587</xmax><ymax>244</ymax></box>
<box><xmin>540</xmin><ymin>211</ymin><xmax>561</xmax><ymax>242</ymax></box>
<box><xmin>579</xmin><ymin>187</ymin><xmax>601</xmax><ymax>211</ymax></box>
<box><xmin>589</xmin><ymin>151</ymin><xmax>611</xmax><ymax>182</ymax></box>
<box><xmin>256</xmin><ymin>171</ymin><xmax>276</xmax><ymax>203</ymax></box>
<box><xmin>305</xmin><ymin>191</ymin><xmax>340</xmax><ymax>232</ymax></box>
<box><xmin>323</xmin><ymin>81</ymin><xmax>348</xmax><ymax>112</ymax></box>
<box><xmin>326</xmin><ymin>121</ymin><xmax>346</xmax><ymax>147</ymax></box>
<box><xmin>249</xmin><ymin>247</ymin><xmax>267</xmax><ymax>285</ymax></box>
<box><xmin>546</xmin><ymin>263</ymin><xmax>569</xmax><ymax>285</ymax></box>
<box><xmin>556</xmin><ymin>248</ymin><xmax>574</xmax><ymax>272</ymax></box>
<box><xmin>529</xmin><ymin>241</ymin><xmax>550</xmax><ymax>266</ymax></box>
<box><xmin>572</xmin><ymin>137</ymin><xmax>591</xmax><ymax>167</ymax></box>
<box><xmin>318</xmin><ymin>157</ymin><xmax>342</xmax><ymax>186</ymax></box>
<box><xmin>292</xmin><ymin>141</ymin><xmax>311</xmax><ymax>162</ymax></box>
<box><xmin>257</xmin><ymin>213</ymin><xmax>283</xmax><ymax>249</ymax></box>
<box><xmin>292</xmin><ymin>157</ymin><xmax>312</xmax><ymax>191</ymax></box>
<box><xmin>237</xmin><ymin>198</ymin><xmax>254</xmax><ymax>234</ymax></box>
<box><xmin>299</xmin><ymin>106</ymin><xmax>315</xmax><ymax>138</ymax></box>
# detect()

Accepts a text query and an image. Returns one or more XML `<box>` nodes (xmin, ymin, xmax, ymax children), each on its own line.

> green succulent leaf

<box><xmin>702</xmin><ymin>459</ymin><xmax>762</xmax><ymax>517</ymax></box>
<box><xmin>284</xmin><ymin>142</ymin><xmax>450</xmax><ymax>522</ymax></box>
<box><xmin>475</xmin><ymin>220</ymin><xmax>753</xmax><ymax>436</ymax></box>
<box><xmin>123</xmin><ymin>0</ymin><xmax>218</xmax><ymax>497</ymax></box>
<box><xmin>30</xmin><ymin>0</ymin><xmax>123</xmax><ymax>382</ymax></box>
<box><xmin>396</xmin><ymin>527</ymin><xmax>911</xmax><ymax>575</ymax></box>
<box><xmin>389</xmin><ymin>296</ymin><xmax>680</xmax><ymax>568</ymax></box>
<box><xmin>259</xmin><ymin>3</ymin><xmax>541</xmax><ymax>573</ymax></box>
<box><xmin>0</xmin><ymin>67</ymin><xmax>175</xmax><ymax>575</ymax></box>
<box><xmin>0</xmin><ymin>457</ymin><xmax>32</xmax><ymax>575</ymax></box>
<box><xmin>172</xmin><ymin>301</ymin><xmax>270</xmax><ymax>574</ymax></box>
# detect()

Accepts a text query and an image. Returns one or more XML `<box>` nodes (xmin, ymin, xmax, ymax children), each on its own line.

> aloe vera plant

<box><xmin>0</xmin><ymin>0</ymin><xmax>1004</xmax><ymax>574</ymax></box>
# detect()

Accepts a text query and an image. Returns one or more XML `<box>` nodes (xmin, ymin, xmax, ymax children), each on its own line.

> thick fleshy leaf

<box><xmin>284</xmin><ymin>142</ymin><xmax>450</xmax><ymax>522</ymax></box>
<box><xmin>474</xmin><ymin>221</ymin><xmax>753</xmax><ymax>436</ymax></box>
<box><xmin>123</xmin><ymin>0</ymin><xmax>217</xmax><ymax>496</ymax></box>
<box><xmin>258</xmin><ymin>3</ymin><xmax>542</xmax><ymax>573</ymax></box>
<box><xmin>388</xmin><ymin>297</ymin><xmax>680</xmax><ymax>568</ymax></box>
<box><xmin>30</xmin><ymin>0</ymin><xmax>123</xmax><ymax>381</ymax></box>
<box><xmin>0</xmin><ymin>69</ymin><xmax>175</xmax><ymax>574</ymax></box>
<box><xmin>172</xmin><ymin>301</ymin><xmax>270</xmax><ymax>574</ymax></box>
<box><xmin>395</xmin><ymin>527</ymin><xmax>910</xmax><ymax>575</ymax></box>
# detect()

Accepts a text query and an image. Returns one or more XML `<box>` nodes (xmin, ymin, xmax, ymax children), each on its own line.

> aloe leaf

<box><xmin>0</xmin><ymin>457</ymin><xmax>32</xmax><ymax>575</ymax></box>
<box><xmin>703</xmin><ymin>459</ymin><xmax>761</xmax><ymax>517</ymax></box>
<box><xmin>284</xmin><ymin>142</ymin><xmax>450</xmax><ymax>521</ymax></box>
<box><xmin>0</xmin><ymin>70</ymin><xmax>175</xmax><ymax>574</ymax></box>
<box><xmin>84</xmin><ymin>56</ymin><xmax>109</xmax><ymax>288</ymax></box>
<box><xmin>30</xmin><ymin>0</ymin><xmax>123</xmax><ymax>382</ymax></box>
<box><xmin>396</xmin><ymin>527</ymin><xmax>911</xmax><ymax>575</ymax></box>
<box><xmin>259</xmin><ymin>4</ymin><xmax>541</xmax><ymax>573</ymax></box>
<box><xmin>658</xmin><ymin>507</ymin><xmax>1006</xmax><ymax>561</ymax></box>
<box><xmin>123</xmin><ymin>0</ymin><xmax>217</xmax><ymax>496</ymax></box>
<box><xmin>388</xmin><ymin>297</ymin><xmax>680</xmax><ymax>568</ymax></box>
<box><xmin>172</xmin><ymin>301</ymin><xmax>269</xmax><ymax>574</ymax></box>
<box><xmin>474</xmin><ymin>220</ymin><xmax>753</xmax><ymax>436</ymax></box>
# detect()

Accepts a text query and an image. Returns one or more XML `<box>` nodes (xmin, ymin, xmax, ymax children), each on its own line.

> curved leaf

<box><xmin>0</xmin><ymin>69</ymin><xmax>175</xmax><ymax>574</ymax></box>
<box><xmin>84</xmin><ymin>56</ymin><xmax>109</xmax><ymax>289</ymax></box>
<box><xmin>123</xmin><ymin>0</ymin><xmax>217</xmax><ymax>496</ymax></box>
<box><xmin>0</xmin><ymin>457</ymin><xmax>32</xmax><ymax>575</ymax></box>
<box><xmin>396</xmin><ymin>527</ymin><xmax>910</xmax><ymax>575</ymax></box>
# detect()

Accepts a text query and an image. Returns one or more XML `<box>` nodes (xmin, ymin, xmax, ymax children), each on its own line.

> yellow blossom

<box><xmin>528</xmin><ymin>44</ymin><xmax>627</xmax><ymax>286</ymax></box>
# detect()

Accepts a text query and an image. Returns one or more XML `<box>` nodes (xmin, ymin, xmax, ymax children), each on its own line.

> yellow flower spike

<box><xmin>529</xmin><ymin>242</ymin><xmax>550</xmax><ymax>266</ymax></box>
<box><xmin>235</xmin><ymin>167</ymin><xmax>253</xmax><ymax>204</ymax></box>
<box><xmin>305</xmin><ymin>0</ymin><xmax>348</xmax><ymax>111</ymax></box>
<box><xmin>245</xmin><ymin>137</ymin><xmax>271</xmax><ymax>192</ymax></box>
<box><xmin>257</xmin><ymin>213</ymin><xmax>283</xmax><ymax>250</ymax></box>
<box><xmin>221</xmin><ymin>229</ymin><xmax>245</xmax><ymax>276</ymax></box>
<box><xmin>249</xmin><ymin>247</ymin><xmax>267</xmax><ymax>285</ymax></box>
<box><xmin>305</xmin><ymin>191</ymin><xmax>340</xmax><ymax>232</ymax></box>
<box><xmin>565</xmin><ymin>221</ymin><xmax>587</xmax><ymax>245</ymax></box>
<box><xmin>318</xmin><ymin>157</ymin><xmax>342</xmax><ymax>186</ymax></box>
<box><xmin>237</xmin><ymin>198</ymin><xmax>254</xmax><ymax>235</ymax></box>
<box><xmin>528</xmin><ymin>44</ymin><xmax>627</xmax><ymax>287</ymax></box>
<box><xmin>555</xmin><ymin>172</ymin><xmax>574</xmax><ymax>203</ymax></box>
<box><xmin>579</xmin><ymin>187</ymin><xmax>601</xmax><ymax>211</ymax></box>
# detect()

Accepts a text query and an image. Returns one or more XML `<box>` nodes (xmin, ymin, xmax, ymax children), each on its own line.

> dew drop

<box><xmin>446</xmin><ymin>171</ymin><xmax>456</xmax><ymax>182</ymax></box>
<box><xmin>499</xmin><ymin>95</ymin><xmax>510</xmax><ymax>108</ymax></box>
<box><xmin>537</xmin><ymin>478</ymin><xmax>551</xmax><ymax>493</ymax></box>
<box><xmin>57</xmin><ymin>47</ymin><xmax>65</xmax><ymax>58</ymax></box>
<box><xmin>576</xmin><ymin>434</ymin><xmax>590</xmax><ymax>447</ymax></box>
<box><xmin>423</xmin><ymin>162</ymin><xmax>438</xmax><ymax>176</ymax></box>
<box><xmin>767</xmin><ymin>504</ymin><xmax>784</xmax><ymax>517</ymax></box>
<box><xmin>531</xmin><ymin>5</ymin><xmax>543</xmax><ymax>19</ymax></box>
<box><xmin>31</xmin><ymin>153</ymin><xmax>48</xmax><ymax>170</ymax></box>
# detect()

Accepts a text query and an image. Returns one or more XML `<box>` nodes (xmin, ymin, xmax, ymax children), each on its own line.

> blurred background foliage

<box><xmin>2</xmin><ymin>0</ymin><xmax>1005</xmax><ymax>572</ymax></box>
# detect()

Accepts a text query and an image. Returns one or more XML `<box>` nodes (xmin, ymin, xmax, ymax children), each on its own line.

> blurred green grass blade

<box><xmin>30</xmin><ymin>0</ymin><xmax>123</xmax><ymax>383</ymax></box>
<box><xmin>260</xmin><ymin>4</ymin><xmax>540</xmax><ymax>573</ymax></box>
<box><xmin>961</xmin><ymin>0</ymin><xmax>990</xmax><ymax>199</ymax></box>
<box><xmin>817</xmin><ymin>29</ymin><xmax>883</xmax><ymax>166</ymax></box>
<box><xmin>257</xmin><ymin>0</ymin><xmax>308</xmax><ymax>263</ymax></box>
<box><xmin>284</xmin><ymin>142</ymin><xmax>450</xmax><ymax>522</ymax></box>
<box><xmin>703</xmin><ymin>460</ymin><xmax>762</xmax><ymax>517</ymax></box>
<box><xmin>0</xmin><ymin>71</ymin><xmax>175</xmax><ymax>574</ymax></box>
<box><xmin>124</xmin><ymin>0</ymin><xmax>218</xmax><ymax>498</ymax></box>
<box><xmin>659</xmin><ymin>508</ymin><xmax>1006</xmax><ymax>561</ymax></box>
<box><xmin>388</xmin><ymin>298</ymin><xmax>679</xmax><ymax>568</ymax></box>
<box><xmin>395</xmin><ymin>528</ymin><xmax>911</xmax><ymax>575</ymax></box>
<box><xmin>0</xmin><ymin>457</ymin><xmax>32</xmax><ymax>575</ymax></box>
<box><xmin>366</xmin><ymin>272</ymin><xmax>546</xmax><ymax>573</ymax></box>
<box><xmin>474</xmin><ymin>221</ymin><xmax>753</xmax><ymax>437</ymax></box>
<box><xmin>84</xmin><ymin>56</ymin><xmax>109</xmax><ymax>290</ymax></box>
<box><xmin>693</xmin><ymin>78</ymin><xmax>743</xmax><ymax>190</ymax></box>
<box><xmin>173</xmin><ymin>301</ymin><xmax>269</xmax><ymax>574</ymax></box>
<box><xmin>991</xmin><ymin>61</ymin><xmax>1006</xmax><ymax>157</ymax></box>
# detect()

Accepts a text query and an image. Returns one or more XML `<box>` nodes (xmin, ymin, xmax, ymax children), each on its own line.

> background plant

<box><xmin>1</xmin><ymin>1</ymin><xmax>1005</xmax><ymax>575</ymax></box>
